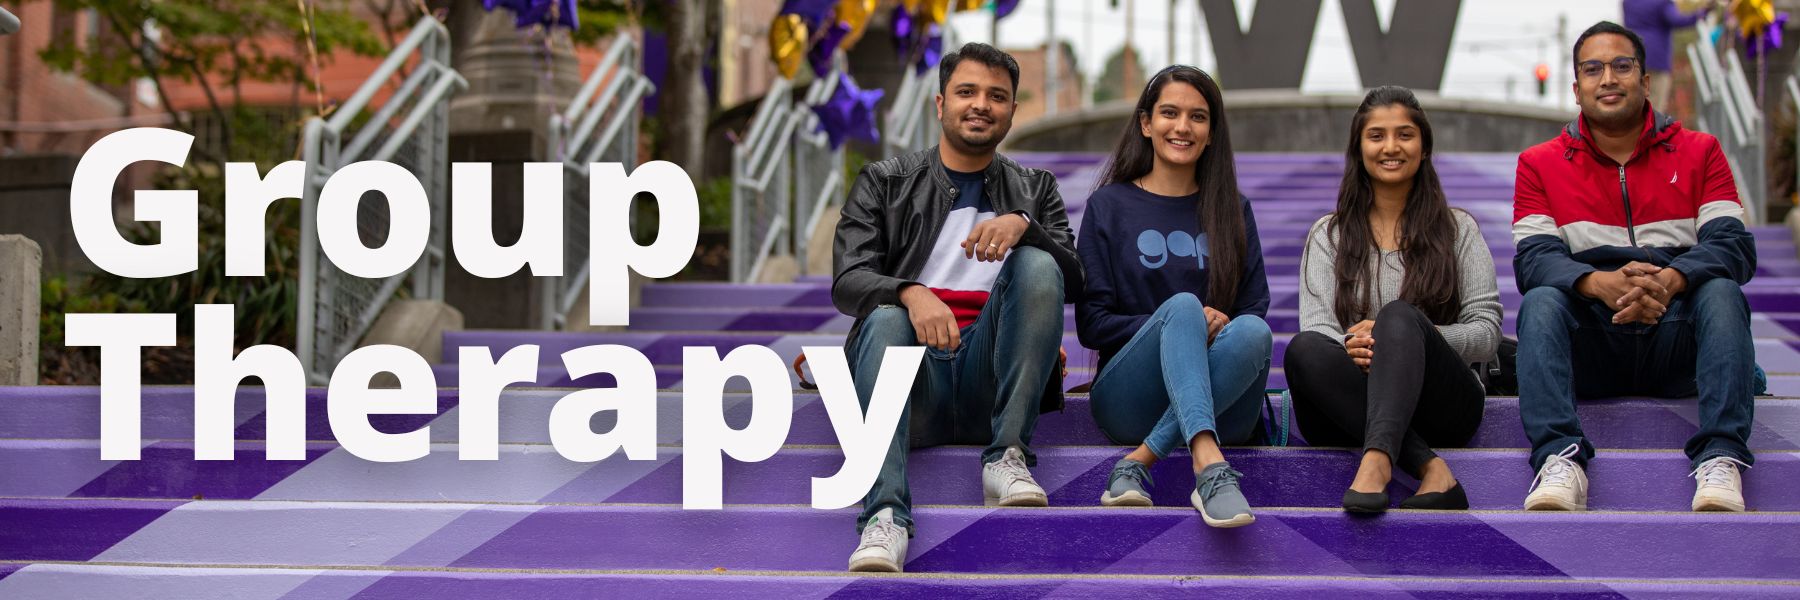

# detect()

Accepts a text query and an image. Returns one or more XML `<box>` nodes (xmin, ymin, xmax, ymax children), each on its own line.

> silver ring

<box><xmin>988</xmin><ymin>242</ymin><xmax>999</xmax><ymax>248</ymax></box>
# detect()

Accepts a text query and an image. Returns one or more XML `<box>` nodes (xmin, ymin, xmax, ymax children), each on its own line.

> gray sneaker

<box><xmin>1191</xmin><ymin>462</ymin><xmax>1255</xmax><ymax>528</ymax></box>
<box><xmin>1101</xmin><ymin>457</ymin><xmax>1153</xmax><ymax>507</ymax></box>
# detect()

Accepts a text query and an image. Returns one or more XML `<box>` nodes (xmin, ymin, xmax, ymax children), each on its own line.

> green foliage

<box><xmin>570</xmin><ymin>0</ymin><xmax>665</xmax><ymax>45</ymax></box>
<box><xmin>39</xmin><ymin>0</ymin><xmax>382</xmax><ymax>87</ymax></box>
<box><xmin>37</xmin><ymin>0</ymin><xmax>382</xmax><ymax>160</ymax></box>
<box><xmin>1094</xmin><ymin>45</ymin><xmax>1144</xmax><ymax>105</ymax></box>
<box><xmin>696</xmin><ymin>176</ymin><xmax>733</xmax><ymax>230</ymax></box>
<box><xmin>39</xmin><ymin>275</ymin><xmax>143</xmax><ymax>351</ymax></box>
<box><xmin>32</xmin><ymin>0</ymin><xmax>367</xmax><ymax>357</ymax></box>
<box><xmin>115</xmin><ymin>165</ymin><xmax>302</xmax><ymax>348</ymax></box>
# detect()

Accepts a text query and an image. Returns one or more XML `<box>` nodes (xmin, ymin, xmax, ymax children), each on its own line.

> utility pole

<box><xmin>1084</xmin><ymin>0</ymin><xmax>1094</xmax><ymax>107</ymax></box>
<box><xmin>1557</xmin><ymin>13</ymin><xmax>1569</xmax><ymax>107</ymax></box>
<box><xmin>990</xmin><ymin>6</ymin><xmax>999</xmax><ymax>46</ymax></box>
<box><xmin>1047</xmin><ymin>0</ymin><xmax>1059</xmax><ymax>115</ymax></box>
<box><xmin>1167</xmin><ymin>0</ymin><xmax>1176</xmax><ymax>69</ymax></box>
<box><xmin>1125</xmin><ymin>0</ymin><xmax>1135</xmax><ymax>93</ymax></box>
<box><xmin>1195</xmin><ymin>0</ymin><xmax>1203</xmax><ymax>67</ymax></box>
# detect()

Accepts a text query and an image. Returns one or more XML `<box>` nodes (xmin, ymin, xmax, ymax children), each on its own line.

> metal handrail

<box><xmin>882</xmin><ymin>27</ymin><xmax>957</xmax><ymax>159</ymax></box>
<box><xmin>541</xmin><ymin>33</ymin><xmax>654</xmax><ymax>329</ymax></box>
<box><xmin>1688</xmin><ymin>22</ymin><xmax>1766</xmax><ymax>224</ymax></box>
<box><xmin>297</xmin><ymin>16</ymin><xmax>466</xmax><ymax>383</ymax></box>
<box><xmin>730</xmin><ymin>61</ymin><xmax>848</xmax><ymax>283</ymax></box>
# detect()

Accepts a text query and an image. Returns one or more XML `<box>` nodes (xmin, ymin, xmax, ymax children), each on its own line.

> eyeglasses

<box><xmin>1577</xmin><ymin>57</ymin><xmax>1639</xmax><ymax>80</ymax></box>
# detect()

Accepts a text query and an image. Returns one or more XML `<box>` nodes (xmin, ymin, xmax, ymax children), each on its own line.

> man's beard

<box><xmin>1585</xmin><ymin>91</ymin><xmax>1644</xmax><ymax>132</ymax></box>
<box><xmin>944</xmin><ymin>121</ymin><xmax>1004</xmax><ymax>152</ymax></box>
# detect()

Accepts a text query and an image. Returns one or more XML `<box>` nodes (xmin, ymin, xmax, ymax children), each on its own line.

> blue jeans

<box><xmin>849</xmin><ymin>247</ymin><xmax>1065</xmax><ymax>533</ymax></box>
<box><xmin>1516</xmin><ymin>279</ymin><xmax>1757</xmax><ymax>471</ymax></box>
<box><xmin>1089</xmin><ymin>293</ymin><xmax>1273</xmax><ymax>458</ymax></box>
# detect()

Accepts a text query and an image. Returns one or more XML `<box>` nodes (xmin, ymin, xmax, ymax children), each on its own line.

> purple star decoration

<box><xmin>994</xmin><ymin>0</ymin><xmax>1021</xmax><ymax>19</ymax></box>
<box><xmin>919</xmin><ymin>24</ymin><xmax>944</xmax><ymax>73</ymax></box>
<box><xmin>482</xmin><ymin>0</ymin><xmax>578</xmax><ymax>30</ymax></box>
<box><xmin>809</xmin><ymin>20</ymin><xmax>849</xmax><ymax>76</ymax></box>
<box><xmin>812</xmin><ymin>73</ymin><xmax>884</xmax><ymax>149</ymax></box>
<box><xmin>1747</xmin><ymin>12</ymin><xmax>1789</xmax><ymax>58</ymax></box>
<box><xmin>891</xmin><ymin>4</ymin><xmax>913</xmax><ymax>56</ymax></box>
<box><xmin>781</xmin><ymin>0</ymin><xmax>837</xmax><ymax>28</ymax></box>
<box><xmin>890</xmin><ymin>5</ymin><xmax>944</xmax><ymax>74</ymax></box>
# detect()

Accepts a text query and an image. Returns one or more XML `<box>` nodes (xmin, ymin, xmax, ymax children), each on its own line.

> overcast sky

<box><xmin>949</xmin><ymin>0</ymin><xmax>1628</xmax><ymax>108</ymax></box>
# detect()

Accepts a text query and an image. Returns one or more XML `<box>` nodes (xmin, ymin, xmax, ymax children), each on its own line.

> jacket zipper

<box><xmin>1617</xmin><ymin>165</ymin><xmax>1638</xmax><ymax>247</ymax></box>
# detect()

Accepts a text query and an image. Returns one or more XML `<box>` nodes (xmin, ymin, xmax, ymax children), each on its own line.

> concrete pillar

<box><xmin>0</xmin><ymin>235</ymin><xmax>41</xmax><ymax>385</ymax></box>
<box><xmin>447</xmin><ymin>0</ymin><xmax>582</xmax><ymax>136</ymax></box>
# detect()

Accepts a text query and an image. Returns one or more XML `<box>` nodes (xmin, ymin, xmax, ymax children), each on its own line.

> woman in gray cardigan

<box><xmin>1284</xmin><ymin>86</ymin><xmax>1502</xmax><ymax>513</ymax></box>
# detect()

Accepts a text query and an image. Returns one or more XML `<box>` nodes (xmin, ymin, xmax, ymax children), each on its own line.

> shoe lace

<box><xmin>1197</xmin><ymin>465</ymin><xmax>1244</xmax><ymax>501</ymax></box>
<box><xmin>993</xmin><ymin>452</ymin><xmax>1035</xmax><ymax>487</ymax></box>
<box><xmin>1527</xmin><ymin>443</ymin><xmax>1582</xmax><ymax>494</ymax></box>
<box><xmin>861</xmin><ymin>518</ymin><xmax>900</xmax><ymax>551</ymax></box>
<box><xmin>1109</xmin><ymin>460</ymin><xmax>1153</xmax><ymax>489</ymax></box>
<box><xmin>1688</xmin><ymin>457</ymin><xmax>1751</xmax><ymax>489</ymax></box>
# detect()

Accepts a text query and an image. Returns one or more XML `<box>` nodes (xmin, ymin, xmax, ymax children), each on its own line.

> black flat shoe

<box><xmin>1342</xmin><ymin>488</ymin><xmax>1389</xmax><ymax>513</ymax></box>
<box><xmin>1400</xmin><ymin>482</ymin><xmax>1469</xmax><ymax>510</ymax></box>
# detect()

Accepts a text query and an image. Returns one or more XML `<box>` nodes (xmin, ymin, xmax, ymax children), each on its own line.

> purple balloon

<box><xmin>481</xmin><ymin>0</ymin><xmax>578</xmax><ymax>30</ymax></box>
<box><xmin>919</xmin><ymin>24</ymin><xmax>944</xmax><ymax>74</ymax></box>
<box><xmin>892</xmin><ymin>4</ymin><xmax>914</xmax><ymax>56</ymax></box>
<box><xmin>1746</xmin><ymin>12</ymin><xmax>1789</xmax><ymax>58</ymax></box>
<box><xmin>813</xmin><ymin>73</ymin><xmax>885</xmax><ymax>149</ymax></box>
<box><xmin>810</xmin><ymin>20</ymin><xmax>850</xmax><ymax>77</ymax></box>
<box><xmin>995</xmin><ymin>0</ymin><xmax>1021</xmax><ymax>19</ymax></box>
<box><xmin>781</xmin><ymin>0</ymin><xmax>837</xmax><ymax>27</ymax></box>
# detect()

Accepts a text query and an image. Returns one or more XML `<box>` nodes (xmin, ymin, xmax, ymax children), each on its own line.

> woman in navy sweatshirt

<box><xmin>1075</xmin><ymin>65</ymin><xmax>1272</xmax><ymax>528</ymax></box>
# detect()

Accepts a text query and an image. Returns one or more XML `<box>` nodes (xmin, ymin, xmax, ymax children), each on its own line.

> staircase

<box><xmin>3</xmin><ymin>153</ymin><xmax>1799</xmax><ymax>596</ymax></box>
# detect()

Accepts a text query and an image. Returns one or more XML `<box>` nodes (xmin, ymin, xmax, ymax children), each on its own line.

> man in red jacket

<box><xmin>1512</xmin><ymin>21</ymin><xmax>1756</xmax><ymax>513</ymax></box>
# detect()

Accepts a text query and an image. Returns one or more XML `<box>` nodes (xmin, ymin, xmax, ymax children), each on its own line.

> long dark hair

<box><xmin>1327</xmin><ymin>85</ymin><xmax>1461</xmax><ymax>326</ymax></box>
<box><xmin>1096</xmin><ymin>66</ymin><xmax>1245</xmax><ymax>311</ymax></box>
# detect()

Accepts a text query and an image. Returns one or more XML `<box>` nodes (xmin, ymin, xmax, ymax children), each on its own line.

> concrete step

<box><xmin>7</xmin><ymin>440</ymin><xmax>1793</xmax><ymax>511</ymax></box>
<box><xmin>4</xmin><ymin>497</ymin><xmax>1795</xmax><ymax>580</ymax></box>
<box><xmin>3</xmin><ymin>562</ymin><xmax>1794</xmax><ymax>598</ymax></box>
<box><xmin>437</xmin><ymin>330</ymin><xmax>1800</xmax><ymax>380</ymax></box>
<box><xmin>612</xmin><ymin>305</ymin><xmax>1800</xmax><ymax>343</ymax></box>
<box><xmin>9</xmin><ymin>388</ymin><xmax>1794</xmax><ymax>451</ymax></box>
<box><xmin>422</xmin><ymin>360</ymin><xmax>1800</xmax><ymax>393</ymax></box>
<box><xmin>634</xmin><ymin>281</ymin><xmax>1800</xmax><ymax>313</ymax></box>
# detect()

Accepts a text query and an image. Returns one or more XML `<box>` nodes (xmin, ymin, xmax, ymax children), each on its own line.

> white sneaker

<box><xmin>1524</xmin><ymin>443</ymin><xmax>1588</xmax><ymax>511</ymax></box>
<box><xmin>1690</xmin><ymin>456</ymin><xmax>1750</xmax><ymax>512</ymax></box>
<box><xmin>983</xmin><ymin>447</ymin><xmax>1048</xmax><ymax>507</ymax></box>
<box><xmin>848</xmin><ymin>508</ymin><xmax>908</xmax><ymax>572</ymax></box>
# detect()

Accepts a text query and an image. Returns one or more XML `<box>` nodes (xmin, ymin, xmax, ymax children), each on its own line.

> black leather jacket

<box><xmin>831</xmin><ymin>146</ymin><xmax>1083</xmax><ymax>412</ymax></box>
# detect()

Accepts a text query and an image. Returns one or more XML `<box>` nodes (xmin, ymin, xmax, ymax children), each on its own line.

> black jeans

<box><xmin>1284</xmin><ymin>301</ymin><xmax>1486</xmax><ymax>477</ymax></box>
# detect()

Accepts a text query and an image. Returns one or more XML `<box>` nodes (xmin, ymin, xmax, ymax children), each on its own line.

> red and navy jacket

<box><xmin>1512</xmin><ymin>105</ymin><xmax>1756</xmax><ymax>295</ymax></box>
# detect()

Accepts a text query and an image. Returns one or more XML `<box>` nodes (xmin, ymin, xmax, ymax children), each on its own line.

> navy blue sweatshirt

<box><xmin>1075</xmin><ymin>182</ymin><xmax>1270</xmax><ymax>366</ymax></box>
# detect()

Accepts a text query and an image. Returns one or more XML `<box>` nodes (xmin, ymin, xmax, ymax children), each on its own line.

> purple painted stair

<box><xmin>5</xmin><ymin>440</ymin><xmax>1796</xmax><ymax>511</ymax></box>
<box><xmin>4</xmin><ymin>498</ymin><xmax>1798</xmax><ymax>581</ymax></box>
<box><xmin>4</xmin><ymin>151</ymin><xmax>1798</xmax><ymax>596</ymax></box>
<box><xmin>2</xmin><ymin>389</ymin><xmax>1795</xmax><ymax>450</ymax></box>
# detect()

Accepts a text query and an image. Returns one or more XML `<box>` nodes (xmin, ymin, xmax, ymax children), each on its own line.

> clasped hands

<box><xmin>1577</xmin><ymin>261</ymin><xmax>1687</xmax><ymax>325</ymax></box>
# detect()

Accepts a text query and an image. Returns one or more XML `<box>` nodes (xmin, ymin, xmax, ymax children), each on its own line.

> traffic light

<box><xmin>1535</xmin><ymin>63</ymin><xmax>1550</xmax><ymax>98</ymax></box>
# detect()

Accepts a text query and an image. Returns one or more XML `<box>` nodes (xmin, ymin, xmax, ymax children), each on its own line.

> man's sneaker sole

<box><xmin>847</xmin><ymin>556</ymin><xmax>902</xmax><ymax>573</ymax></box>
<box><xmin>1523</xmin><ymin>495</ymin><xmax>1587</xmax><ymax>511</ymax></box>
<box><xmin>1191</xmin><ymin>490</ymin><xmax>1255</xmax><ymax>528</ymax></box>
<box><xmin>1693</xmin><ymin>496</ymin><xmax>1746</xmax><ymax>512</ymax></box>
<box><xmin>985</xmin><ymin>492</ymin><xmax>1048</xmax><ymax>507</ymax></box>
<box><xmin>1100</xmin><ymin>490</ymin><xmax>1152</xmax><ymax>507</ymax></box>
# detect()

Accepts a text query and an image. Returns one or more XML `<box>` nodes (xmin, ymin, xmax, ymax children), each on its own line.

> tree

<box><xmin>658</xmin><ymin>0</ymin><xmax>714</xmax><ymax>178</ymax></box>
<box><xmin>38</xmin><ymin>0</ymin><xmax>385</xmax><ymax>163</ymax></box>
<box><xmin>34</xmin><ymin>0</ymin><xmax>385</xmax><ymax>365</ymax></box>
<box><xmin>1093</xmin><ymin>44</ymin><xmax>1144</xmax><ymax>105</ymax></box>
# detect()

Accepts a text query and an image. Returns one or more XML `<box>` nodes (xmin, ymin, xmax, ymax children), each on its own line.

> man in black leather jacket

<box><xmin>838</xmin><ymin>43</ymin><xmax>1083</xmax><ymax>574</ymax></box>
